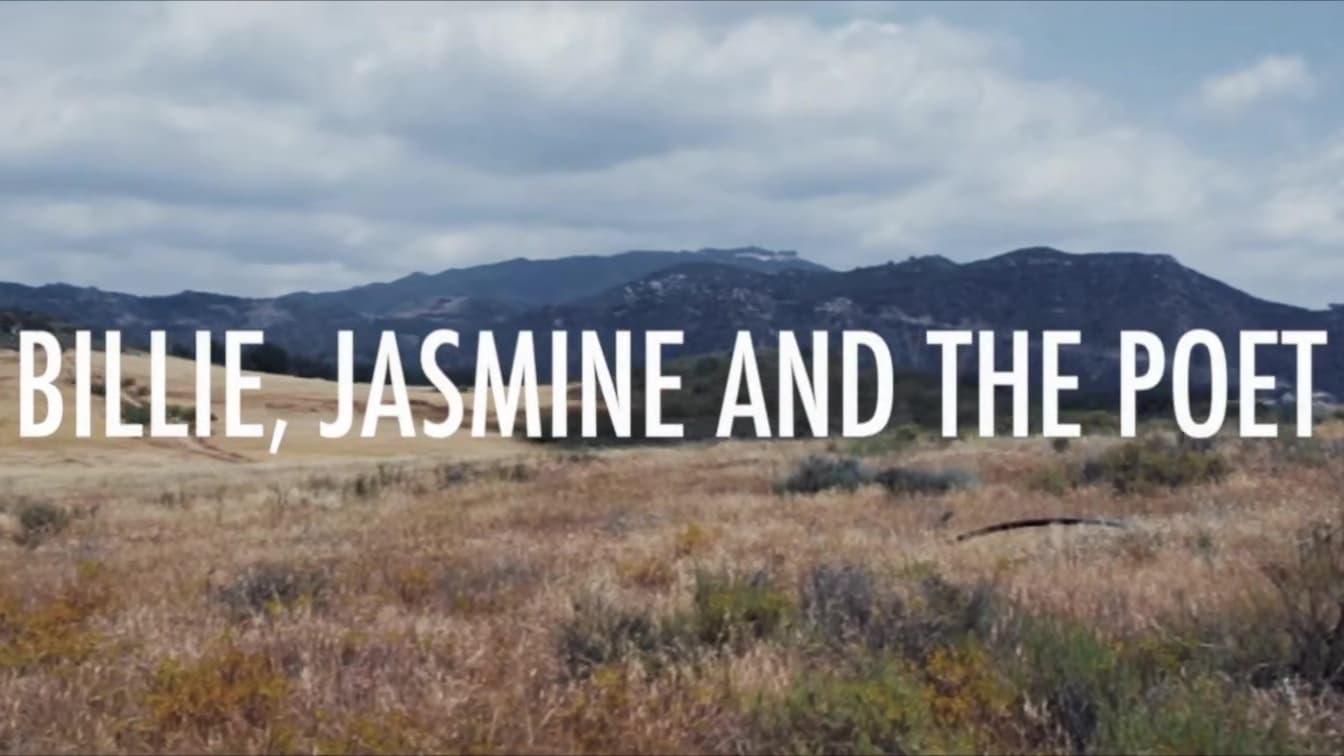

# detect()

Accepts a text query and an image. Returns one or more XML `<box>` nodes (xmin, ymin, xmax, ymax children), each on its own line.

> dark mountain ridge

<box><xmin>1</xmin><ymin>246</ymin><xmax>1339</xmax><ymax>395</ymax></box>
<box><xmin>279</xmin><ymin>246</ymin><xmax>826</xmax><ymax>315</ymax></box>
<box><xmin>497</xmin><ymin>247</ymin><xmax>1343</xmax><ymax>393</ymax></box>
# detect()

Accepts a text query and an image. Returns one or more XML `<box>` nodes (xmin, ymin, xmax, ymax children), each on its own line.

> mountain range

<box><xmin>2</xmin><ymin>245</ymin><xmax>1340</xmax><ymax>395</ymax></box>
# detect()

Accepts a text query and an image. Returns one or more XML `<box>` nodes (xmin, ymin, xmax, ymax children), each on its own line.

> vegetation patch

<box><xmin>752</xmin><ymin>658</ymin><xmax>964</xmax><ymax>754</ymax></box>
<box><xmin>873</xmin><ymin>466</ymin><xmax>978</xmax><ymax>497</ymax></box>
<box><xmin>674</xmin><ymin>522</ymin><xmax>715</xmax><ymax>558</ymax></box>
<box><xmin>691</xmin><ymin>569</ymin><xmax>793</xmax><ymax>646</ymax></box>
<box><xmin>781</xmin><ymin>565</ymin><xmax>1299</xmax><ymax>753</ymax></box>
<box><xmin>1080</xmin><ymin>437</ymin><xmax>1230</xmax><ymax>494</ymax></box>
<box><xmin>1259</xmin><ymin>514</ymin><xmax>1344</xmax><ymax>692</ymax></box>
<box><xmin>559</xmin><ymin>569</ymin><xmax>794</xmax><ymax>678</ymax></box>
<box><xmin>776</xmin><ymin>455</ymin><xmax>871</xmax><ymax>495</ymax></box>
<box><xmin>558</xmin><ymin>597</ymin><xmax>681</xmax><ymax>679</ymax></box>
<box><xmin>1030</xmin><ymin>436</ymin><xmax>1232</xmax><ymax>496</ymax></box>
<box><xmin>439</xmin><ymin>559</ymin><xmax>542</xmax><ymax>615</ymax></box>
<box><xmin>618</xmin><ymin>553</ymin><xmax>677</xmax><ymax>590</ymax></box>
<box><xmin>214</xmin><ymin>562</ymin><xmax>329</xmax><ymax>620</ymax></box>
<box><xmin>843</xmin><ymin>424</ymin><xmax>923</xmax><ymax>458</ymax></box>
<box><xmin>13</xmin><ymin>500</ymin><xmax>71</xmax><ymax>546</ymax></box>
<box><xmin>776</xmin><ymin>456</ymin><xmax>976</xmax><ymax>499</ymax></box>
<box><xmin>0</xmin><ymin>562</ymin><xmax>113</xmax><ymax>670</ymax></box>
<box><xmin>801</xmin><ymin>564</ymin><xmax>882</xmax><ymax>646</ymax></box>
<box><xmin>144</xmin><ymin>641</ymin><xmax>291</xmax><ymax>741</ymax></box>
<box><xmin>799</xmin><ymin>564</ymin><xmax>997</xmax><ymax>657</ymax></box>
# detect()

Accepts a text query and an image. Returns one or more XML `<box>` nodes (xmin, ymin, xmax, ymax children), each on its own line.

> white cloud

<box><xmin>1197</xmin><ymin>54</ymin><xmax>1316</xmax><ymax>115</ymax></box>
<box><xmin>0</xmin><ymin>4</ymin><xmax>1337</xmax><ymax>306</ymax></box>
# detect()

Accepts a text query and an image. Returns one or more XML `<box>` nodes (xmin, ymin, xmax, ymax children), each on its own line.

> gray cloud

<box><xmin>0</xmin><ymin>2</ymin><xmax>1337</xmax><ymax>306</ymax></box>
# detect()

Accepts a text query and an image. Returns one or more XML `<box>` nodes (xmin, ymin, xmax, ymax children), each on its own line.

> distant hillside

<box><xmin>2</xmin><ymin>245</ymin><xmax>1342</xmax><ymax>395</ymax></box>
<box><xmin>490</xmin><ymin>247</ymin><xmax>1344</xmax><ymax>393</ymax></box>
<box><xmin>280</xmin><ymin>246</ymin><xmax>827</xmax><ymax>315</ymax></box>
<box><xmin>0</xmin><ymin>247</ymin><xmax>825</xmax><ymax>368</ymax></box>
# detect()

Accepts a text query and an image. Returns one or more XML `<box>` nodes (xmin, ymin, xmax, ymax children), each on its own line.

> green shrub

<box><xmin>165</xmin><ymin>404</ymin><xmax>194</xmax><ymax>423</ymax></box>
<box><xmin>16</xmin><ymin>501</ymin><xmax>70</xmax><ymax>546</ymax></box>
<box><xmin>1080</xmin><ymin>437</ymin><xmax>1230</xmax><ymax>494</ymax></box>
<box><xmin>789</xmin><ymin>566</ymin><xmax>1309</xmax><ymax>753</ymax></box>
<box><xmin>753</xmin><ymin>659</ymin><xmax>955</xmax><ymax>755</ymax></box>
<box><xmin>1027</xmin><ymin>464</ymin><xmax>1074</xmax><ymax>496</ymax></box>
<box><xmin>845</xmin><ymin>424</ymin><xmax>922</xmax><ymax>457</ymax></box>
<box><xmin>1263</xmin><ymin>437</ymin><xmax>1344</xmax><ymax>470</ymax></box>
<box><xmin>692</xmin><ymin>569</ymin><xmax>793</xmax><ymax>646</ymax></box>
<box><xmin>777</xmin><ymin>456</ymin><xmax>871</xmax><ymax>495</ymax></box>
<box><xmin>873</xmin><ymin>466</ymin><xmax>977</xmax><ymax>497</ymax></box>
<box><xmin>558</xmin><ymin>570</ymin><xmax>793</xmax><ymax>679</ymax></box>
<box><xmin>1007</xmin><ymin>619</ymin><xmax>1132</xmax><ymax>751</ymax></box>
<box><xmin>1101</xmin><ymin>677</ymin><xmax>1294</xmax><ymax>755</ymax></box>
<box><xmin>120</xmin><ymin>402</ymin><xmax>152</xmax><ymax>426</ymax></box>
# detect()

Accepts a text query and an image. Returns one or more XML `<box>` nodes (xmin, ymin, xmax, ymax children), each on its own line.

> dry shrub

<box><xmin>618</xmin><ymin>553</ymin><xmax>677</xmax><ymax>591</ymax></box>
<box><xmin>1026</xmin><ymin>463</ymin><xmax>1074</xmax><ymax>496</ymax></box>
<box><xmin>214</xmin><ymin>562</ymin><xmax>329</xmax><ymax>620</ymax></box>
<box><xmin>674</xmin><ymin>522</ymin><xmax>715</xmax><ymax>558</ymax></box>
<box><xmin>0</xmin><ymin>561</ymin><xmax>112</xmax><ymax>670</ymax></box>
<box><xmin>1262</xmin><ymin>515</ymin><xmax>1344</xmax><ymax>692</ymax></box>
<box><xmin>799</xmin><ymin>564</ymin><xmax>997</xmax><ymax>658</ymax></box>
<box><xmin>439</xmin><ymin>559</ymin><xmax>541</xmax><ymax>615</ymax></box>
<box><xmin>432</xmin><ymin>459</ymin><xmax>534</xmax><ymax>490</ymax></box>
<box><xmin>385</xmin><ymin>563</ymin><xmax>435</xmax><ymax>608</ymax></box>
<box><xmin>558</xmin><ymin>597</ymin><xmax>674</xmax><ymax>679</ymax></box>
<box><xmin>321</xmin><ymin>711</ymin><xmax>419</xmax><ymax>754</ymax></box>
<box><xmin>343</xmin><ymin>463</ymin><xmax>410</xmax><ymax>500</ymax></box>
<box><xmin>801</xmin><ymin>564</ymin><xmax>880</xmax><ymax>646</ymax></box>
<box><xmin>383</xmin><ymin>557</ymin><xmax>541</xmax><ymax>614</ymax></box>
<box><xmin>144</xmin><ymin>642</ymin><xmax>291</xmax><ymax>741</ymax></box>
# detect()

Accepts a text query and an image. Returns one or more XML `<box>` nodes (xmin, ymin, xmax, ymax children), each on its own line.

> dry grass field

<box><xmin>2</xmin><ymin>352</ymin><xmax>1343</xmax><ymax>753</ymax></box>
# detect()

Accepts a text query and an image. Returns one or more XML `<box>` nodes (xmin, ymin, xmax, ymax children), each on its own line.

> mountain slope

<box><xmin>1</xmin><ymin>246</ymin><xmax>1339</xmax><ymax>395</ymax></box>
<box><xmin>0</xmin><ymin>246</ymin><xmax>824</xmax><ymax>367</ymax></box>
<box><xmin>280</xmin><ymin>246</ymin><xmax>826</xmax><ymax>314</ymax></box>
<box><xmin>496</xmin><ymin>247</ymin><xmax>1344</xmax><ymax>392</ymax></box>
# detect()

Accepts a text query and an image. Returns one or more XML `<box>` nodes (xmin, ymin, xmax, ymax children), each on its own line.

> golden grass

<box><xmin>2</xmin><ymin>356</ymin><xmax>1343</xmax><ymax>751</ymax></box>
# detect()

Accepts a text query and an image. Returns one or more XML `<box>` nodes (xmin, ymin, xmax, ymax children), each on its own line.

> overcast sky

<box><xmin>2</xmin><ymin>2</ymin><xmax>1341</xmax><ymax>306</ymax></box>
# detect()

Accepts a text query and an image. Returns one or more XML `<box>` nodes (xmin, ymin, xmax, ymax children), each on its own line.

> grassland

<box><xmin>2</xmin><ymin>352</ymin><xmax>1343</xmax><ymax>753</ymax></box>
